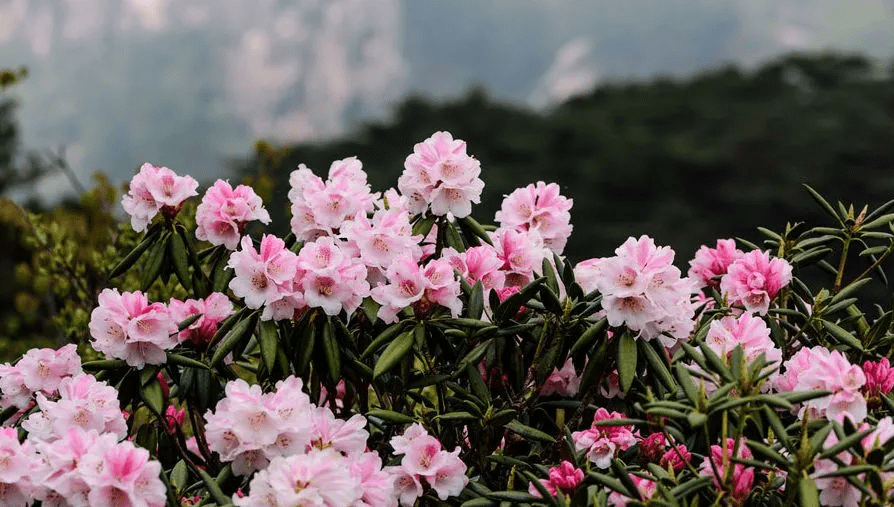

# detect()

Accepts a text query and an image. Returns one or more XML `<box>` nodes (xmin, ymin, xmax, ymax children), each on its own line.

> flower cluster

<box><xmin>698</xmin><ymin>438</ymin><xmax>754</xmax><ymax>506</ymax></box>
<box><xmin>388</xmin><ymin>423</ymin><xmax>468</xmax><ymax>505</ymax></box>
<box><xmin>720</xmin><ymin>249</ymin><xmax>793</xmax><ymax>315</ymax></box>
<box><xmin>572</xmin><ymin>408</ymin><xmax>639</xmax><ymax>468</ymax></box>
<box><xmin>22</xmin><ymin>373</ymin><xmax>127</xmax><ymax>442</ymax></box>
<box><xmin>195</xmin><ymin>179</ymin><xmax>271</xmax><ymax>250</ymax></box>
<box><xmin>370</xmin><ymin>255</ymin><xmax>461</xmax><ymax>323</ymax></box>
<box><xmin>88</xmin><ymin>289</ymin><xmax>178</xmax><ymax>368</ymax></box>
<box><xmin>168</xmin><ymin>292</ymin><xmax>235</xmax><ymax>346</ymax></box>
<box><xmin>540</xmin><ymin>358</ymin><xmax>581</xmax><ymax>397</ymax></box>
<box><xmin>495</xmin><ymin>181</ymin><xmax>573</xmax><ymax>254</ymax></box>
<box><xmin>774</xmin><ymin>346</ymin><xmax>867</xmax><ymax>422</ymax></box>
<box><xmin>398</xmin><ymin>131</ymin><xmax>484</xmax><ymax>218</ymax></box>
<box><xmin>289</xmin><ymin>157</ymin><xmax>378</xmax><ymax>241</ymax></box>
<box><xmin>863</xmin><ymin>357</ymin><xmax>894</xmax><ymax>408</ymax></box>
<box><xmin>121</xmin><ymin>163</ymin><xmax>198</xmax><ymax>232</ymax></box>
<box><xmin>587</xmin><ymin>235</ymin><xmax>697</xmax><ymax>343</ymax></box>
<box><xmin>0</xmin><ymin>344</ymin><xmax>82</xmax><ymax>411</ymax></box>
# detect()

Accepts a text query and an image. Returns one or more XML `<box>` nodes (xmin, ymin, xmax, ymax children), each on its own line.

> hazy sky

<box><xmin>1</xmin><ymin>0</ymin><xmax>892</xmax><ymax>201</ymax></box>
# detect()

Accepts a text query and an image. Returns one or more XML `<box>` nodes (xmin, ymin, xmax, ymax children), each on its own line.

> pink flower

<box><xmin>351</xmin><ymin>452</ymin><xmax>395</xmax><ymax>507</ymax></box>
<box><xmin>443</xmin><ymin>245</ymin><xmax>506</xmax><ymax>292</ymax></box>
<box><xmin>88</xmin><ymin>289</ymin><xmax>178</xmax><ymax>368</ymax></box>
<box><xmin>862</xmin><ymin>357</ymin><xmax>894</xmax><ymax>408</ymax></box>
<box><xmin>0</xmin><ymin>426</ymin><xmax>36</xmax><ymax>504</ymax></box>
<box><xmin>638</xmin><ymin>433</ymin><xmax>666</xmax><ymax>463</ymax></box>
<box><xmin>660</xmin><ymin>444</ymin><xmax>692</xmax><ymax>472</ymax></box>
<box><xmin>228</xmin><ymin>234</ymin><xmax>301</xmax><ymax>317</ymax></box>
<box><xmin>398</xmin><ymin>131</ymin><xmax>484</xmax><ymax>218</ymax></box>
<box><xmin>572</xmin><ymin>408</ymin><xmax>638</xmax><ymax>468</ymax></box>
<box><xmin>23</xmin><ymin>374</ymin><xmax>127</xmax><ymax>442</ymax></box>
<box><xmin>495</xmin><ymin>181</ymin><xmax>573</xmax><ymax>254</ymax></box>
<box><xmin>388</xmin><ymin>424</ymin><xmax>467</xmax><ymax>503</ymax></box>
<box><xmin>574</xmin><ymin>258</ymin><xmax>602</xmax><ymax>294</ymax></box>
<box><xmin>0</xmin><ymin>345</ymin><xmax>82</xmax><ymax>411</ymax></box>
<box><xmin>79</xmin><ymin>438</ymin><xmax>166</xmax><ymax>507</ymax></box>
<box><xmin>295</xmin><ymin>237</ymin><xmax>370</xmax><ymax>316</ymax></box>
<box><xmin>698</xmin><ymin>438</ymin><xmax>754</xmax><ymax>505</ymax></box>
<box><xmin>688</xmin><ymin>239</ymin><xmax>745</xmax><ymax>288</ymax></box>
<box><xmin>371</xmin><ymin>255</ymin><xmax>461</xmax><ymax>323</ymax></box>
<box><xmin>703</xmin><ymin>313</ymin><xmax>782</xmax><ymax>371</ymax></box>
<box><xmin>540</xmin><ymin>358</ymin><xmax>581</xmax><ymax>397</ymax></box>
<box><xmin>490</xmin><ymin>227</ymin><xmax>550</xmax><ymax>288</ymax></box>
<box><xmin>168</xmin><ymin>292</ymin><xmax>235</xmax><ymax>346</ymax></box>
<box><xmin>195</xmin><ymin>179</ymin><xmax>271</xmax><ymax>250</ymax></box>
<box><xmin>288</xmin><ymin>158</ymin><xmax>378</xmax><ymax>241</ymax></box>
<box><xmin>720</xmin><ymin>250</ymin><xmax>793</xmax><ymax>315</ymax></box>
<box><xmin>343</xmin><ymin>207</ymin><xmax>423</xmax><ymax>272</ymax></box>
<box><xmin>775</xmin><ymin>346</ymin><xmax>867</xmax><ymax>423</ymax></box>
<box><xmin>593</xmin><ymin>236</ymin><xmax>696</xmax><ymax>344</ymax></box>
<box><xmin>608</xmin><ymin>475</ymin><xmax>657</xmax><ymax>506</ymax></box>
<box><xmin>121</xmin><ymin>163</ymin><xmax>198</xmax><ymax>232</ymax></box>
<box><xmin>529</xmin><ymin>461</ymin><xmax>584</xmax><ymax>498</ymax></box>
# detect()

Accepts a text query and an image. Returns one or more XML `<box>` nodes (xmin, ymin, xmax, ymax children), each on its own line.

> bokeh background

<box><xmin>1</xmin><ymin>0</ymin><xmax>893</xmax><ymax>358</ymax></box>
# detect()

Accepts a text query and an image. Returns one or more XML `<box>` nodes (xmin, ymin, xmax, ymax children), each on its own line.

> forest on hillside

<box><xmin>1</xmin><ymin>52</ymin><xmax>893</xmax><ymax>358</ymax></box>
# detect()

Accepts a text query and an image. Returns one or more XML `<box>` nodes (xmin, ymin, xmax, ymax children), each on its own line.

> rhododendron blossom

<box><xmin>227</xmin><ymin>234</ymin><xmax>300</xmax><ymax>317</ymax></box>
<box><xmin>592</xmin><ymin>235</ymin><xmax>696</xmax><ymax>343</ymax></box>
<box><xmin>540</xmin><ymin>358</ymin><xmax>581</xmax><ymax>397</ymax></box>
<box><xmin>528</xmin><ymin>461</ymin><xmax>584</xmax><ymax>498</ymax></box>
<box><xmin>168</xmin><ymin>292</ymin><xmax>235</xmax><ymax>346</ymax></box>
<box><xmin>698</xmin><ymin>438</ymin><xmax>754</xmax><ymax>505</ymax></box>
<box><xmin>388</xmin><ymin>424</ymin><xmax>468</xmax><ymax>505</ymax></box>
<box><xmin>688</xmin><ymin>238</ymin><xmax>745</xmax><ymax>288</ymax></box>
<box><xmin>703</xmin><ymin>312</ymin><xmax>782</xmax><ymax>372</ymax></box>
<box><xmin>22</xmin><ymin>373</ymin><xmax>127</xmax><ymax>442</ymax></box>
<box><xmin>862</xmin><ymin>357</ymin><xmax>894</xmax><ymax>408</ymax></box>
<box><xmin>572</xmin><ymin>408</ymin><xmax>639</xmax><ymax>468</ymax></box>
<box><xmin>720</xmin><ymin>249</ymin><xmax>793</xmax><ymax>315</ymax></box>
<box><xmin>608</xmin><ymin>474</ymin><xmax>657</xmax><ymax>506</ymax></box>
<box><xmin>0</xmin><ymin>344</ymin><xmax>82</xmax><ymax>411</ymax></box>
<box><xmin>371</xmin><ymin>255</ymin><xmax>461</xmax><ymax>323</ymax></box>
<box><xmin>121</xmin><ymin>163</ymin><xmax>198</xmax><ymax>232</ymax></box>
<box><xmin>495</xmin><ymin>181</ymin><xmax>573</xmax><ymax>254</ymax></box>
<box><xmin>88</xmin><ymin>289</ymin><xmax>178</xmax><ymax>368</ymax></box>
<box><xmin>195</xmin><ymin>179</ymin><xmax>271</xmax><ymax>249</ymax></box>
<box><xmin>295</xmin><ymin>236</ymin><xmax>370</xmax><ymax>316</ymax></box>
<box><xmin>398</xmin><ymin>131</ymin><xmax>484</xmax><ymax>218</ymax></box>
<box><xmin>774</xmin><ymin>346</ymin><xmax>867</xmax><ymax>422</ymax></box>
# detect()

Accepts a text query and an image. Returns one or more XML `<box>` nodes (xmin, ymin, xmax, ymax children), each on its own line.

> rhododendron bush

<box><xmin>4</xmin><ymin>132</ymin><xmax>894</xmax><ymax>506</ymax></box>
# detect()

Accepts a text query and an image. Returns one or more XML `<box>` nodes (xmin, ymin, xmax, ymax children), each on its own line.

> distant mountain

<box><xmin>0</xmin><ymin>0</ymin><xmax>892</xmax><ymax>202</ymax></box>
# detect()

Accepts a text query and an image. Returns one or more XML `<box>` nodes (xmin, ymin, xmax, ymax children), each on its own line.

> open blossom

<box><xmin>572</xmin><ymin>408</ymin><xmax>638</xmax><ymax>468</ymax></box>
<box><xmin>703</xmin><ymin>313</ymin><xmax>782</xmax><ymax>373</ymax></box>
<box><xmin>234</xmin><ymin>450</ymin><xmax>363</xmax><ymax>507</ymax></box>
<box><xmin>228</xmin><ymin>234</ymin><xmax>300</xmax><ymax>316</ymax></box>
<box><xmin>343</xmin><ymin>206</ymin><xmax>423</xmax><ymax>273</ymax></box>
<box><xmin>574</xmin><ymin>257</ymin><xmax>602</xmax><ymax>294</ymax></box>
<box><xmin>296</xmin><ymin>236</ymin><xmax>370</xmax><ymax>316</ymax></box>
<box><xmin>540</xmin><ymin>358</ymin><xmax>581</xmax><ymax>397</ymax></box>
<box><xmin>490</xmin><ymin>227</ymin><xmax>550</xmax><ymax>288</ymax></box>
<box><xmin>593</xmin><ymin>235</ymin><xmax>697</xmax><ymax>344</ymax></box>
<box><xmin>0</xmin><ymin>344</ymin><xmax>82</xmax><ymax>411</ymax></box>
<box><xmin>0</xmin><ymin>426</ymin><xmax>37</xmax><ymax>505</ymax></box>
<box><xmin>720</xmin><ymin>249</ymin><xmax>793</xmax><ymax>315</ymax></box>
<box><xmin>688</xmin><ymin>238</ymin><xmax>745</xmax><ymax>288</ymax></box>
<box><xmin>168</xmin><ymin>292</ymin><xmax>235</xmax><ymax>347</ymax></box>
<box><xmin>495</xmin><ymin>181</ymin><xmax>573</xmax><ymax>254</ymax></box>
<box><xmin>121</xmin><ymin>163</ymin><xmax>198</xmax><ymax>232</ymax></box>
<box><xmin>371</xmin><ymin>255</ymin><xmax>461</xmax><ymax>323</ymax></box>
<box><xmin>195</xmin><ymin>179</ymin><xmax>271</xmax><ymax>249</ymax></box>
<box><xmin>388</xmin><ymin>424</ymin><xmax>468</xmax><ymax>505</ymax></box>
<box><xmin>398</xmin><ymin>131</ymin><xmax>484</xmax><ymax>218</ymax></box>
<box><xmin>608</xmin><ymin>475</ymin><xmax>657</xmax><ymax>506</ymax></box>
<box><xmin>289</xmin><ymin>157</ymin><xmax>378</xmax><ymax>241</ymax></box>
<box><xmin>88</xmin><ymin>289</ymin><xmax>178</xmax><ymax>368</ymax></box>
<box><xmin>77</xmin><ymin>436</ymin><xmax>166</xmax><ymax>507</ymax></box>
<box><xmin>774</xmin><ymin>346</ymin><xmax>866</xmax><ymax>422</ymax></box>
<box><xmin>442</xmin><ymin>245</ymin><xmax>506</xmax><ymax>293</ymax></box>
<box><xmin>22</xmin><ymin>374</ymin><xmax>127</xmax><ymax>442</ymax></box>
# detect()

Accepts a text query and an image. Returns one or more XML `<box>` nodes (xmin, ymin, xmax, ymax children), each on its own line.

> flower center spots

<box><xmin>137</xmin><ymin>319</ymin><xmax>153</xmax><ymax>334</ymax></box>
<box><xmin>37</xmin><ymin>361</ymin><xmax>50</xmax><ymax>378</ymax></box>
<box><xmin>746</xmin><ymin>272</ymin><xmax>765</xmax><ymax>289</ymax></box>
<box><xmin>73</xmin><ymin>407</ymin><xmax>90</xmax><ymax>426</ymax></box>
<box><xmin>617</xmin><ymin>269</ymin><xmax>637</xmax><ymax>287</ymax></box>
<box><xmin>372</xmin><ymin>236</ymin><xmax>389</xmax><ymax>253</ymax></box>
<box><xmin>251</xmin><ymin>272</ymin><xmax>268</xmax><ymax>290</ymax></box>
<box><xmin>445</xmin><ymin>188</ymin><xmax>462</xmax><ymax>201</ymax></box>
<box><xmin>440</xmin><ymin>160</ymin><xmax>461</xmax><ymax>179</ymax></box>
<box><xmin>315</xmin><ymin>250</ymin><xmax>331</xmax><ymax>268</ymax></box>
<box><xmin>215</xmin><ymin>221</ymin><xmax>233</xmax><ymax>235</ymax></box>
<box><xmin>293</xmin><ymin>479</ymin><xmax>309</xmax><ymax>494</ymax></box>
<box><xmin>399</xmin><ymin>280</ymin><xmax>418</xmax><ymax>298</ymax></box>
<box><xmin>317</xmin><ymin>278</ymin><xmax>334</xmax><ymax>296</ymax></box>
<box><xmin>309</xmin><ymin>437</ymin><xmax>330</xmax><ymax>451</ymax></box>
<box><xmin>619</xmin><ymin>296</ymin><xmax>645</xmax><ymax>313</ymax></box>
<box><xmin>276</xmin><ymin>434</ymin><xmax>292</xmax><ymax>449</ymax></box>
<box><xmin>0</xmin><ymin>456</ymin><xmax>9</xmax><ymax>472</ymax></box>
<box><xmin>248</xmin><ymin>412</ymin><xmax>268</xmax><ymax>430</ymax></box>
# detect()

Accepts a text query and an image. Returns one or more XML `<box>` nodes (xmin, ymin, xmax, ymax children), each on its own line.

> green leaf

<box><xmin>294</xmin><ymin>319</ymin><xmax>316</xmax><ymax>375</ymax></box>
<box><xmin>170</xmin><ymin>229</ymin><xmax>192</xmax><ymax>291</ymax></box>
<box><xmin>570</xmin><ymin>318</ymin><xmax>607</xmax><ymax>356</ymax></box>
<box><xmin>258</xmin><ymin>320</ymin><xmax>279</xmax><ymax>373</ymax></box>
<box><xmin>467</xmin><ymin>281</ymin><xmax>484</xmax><ymax>320</ymax></box>
<box><xmin>675</xmin><ymin>363</ymin><xmax>700</xmax><ymax>405</ymax></box>
<box><xmin>486</xmin><ymin>491</ymin><xmax>538</xmax><ymax>503</ymax></box>
<box><xmin>803</xmin><ymin>185</ymin><xmax>844</xmax><ymax>225</ymax></box>
<box><xmin>197</xmin><ymin>467</ymin><xmax>231</xmax><ymax>506</ymax></box>
<box><xmin>412</xmin><ymin>215</ymin><xmax>436</xmax><ymax>237</ymax></box>
<box><xmin>177</xmin><ymin>313</ymin><xmax>202</xmax><ymax>332</ymax></box>
<box><xmin>140</xmin><ymin>378</ymin><xmax>165</xmax><ymax>416</ymax></box>
<box><xmin>108</xmin><ymin>226</ymin><xmax>159</xmax><ymax>279</ymax></box>
<box><xmin>361</xmin><ymin>322</ymin><xmax>408</xmax><ymax>359</ymax></box>
<box><xmin>82</xmin><ymin>359</ymin><xmax>127</xmax><ymax>370</ymax></box>
<box><xmin>639</xmin><ymin>339</ymin><xmax>674</xmax><ymax>391</ymax></box>
<box><xmin>366</xmin><ymin>409</ymin><xmax>416</xmax><ymax>424</ymax></box>
<box><xmin>456</xmin><ymin>339</ymin><xmax>493</xmax><ymax>372</ymax></box>
<box><xmin>505</xmin><ymin>419</ymin><xmax>555</xmax><ymax>443</ymax></box>
<box><xmin>166</xmin><ymin>353</ymin><xmax>209</xmax><ymax>370</ymax></box>
<box><xmin>436</xmin><ymin>411</ymin><xmax>479</xmax><ymax>421</ymax></box>
<box><xmin>821</xmin><ymin>319</ymin><xmax>864</xmax><ymax>351</ymax></box>
<box><xmin>170</xmin><ymin>460</ymin><xmax>188</xmax><ymax>492</ymax></box>
<box><xmin>458</xmin><ymin>216</ymin><xmax>493</xmax><ymax>245</ymax></box>
<box><xmin>211</xmin><ymin>248</ymin><xmax>235</xmax><ymax>294</ymax></box>
<box><xmin>460</xmin><ymin>498</ymin><xmax>495</xmax><ymax>507</ymax></box>
<box><xmin>140</xmin><ymin>230</ymin><xmax>170</xmax><ymax>291</ymax></box>
<box><xmin>495</xmin><ymin>277</ymin><xmax>545</xmax><ymax>323</ymax></box>
<box><xmin>798</xmin><ymin>476</ymin><xmax>820</xmax><ymax>507</ymax></box>
<box><xmin>373</xmin><ymin>329</ymin><xmax>415</xmax><ymax>378</ymax></box>
<box><xmin>322</xmin><ymin>318</ymin><xmax>341</xmax><ymax>381</ymax></box>
<box><xmin>211</xmin><ymin>311</ymin><xmax>258</xmax><ymax>366</ymax></box>
<box><xmin>617</xmin><ymin>333</ymin><xmax>637</xmax><ymax>393</ymax></box>
<box><xmin>445</xmin><ymin>220</ymin><xmax>466</xmax><ymax>251</ymax></box>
